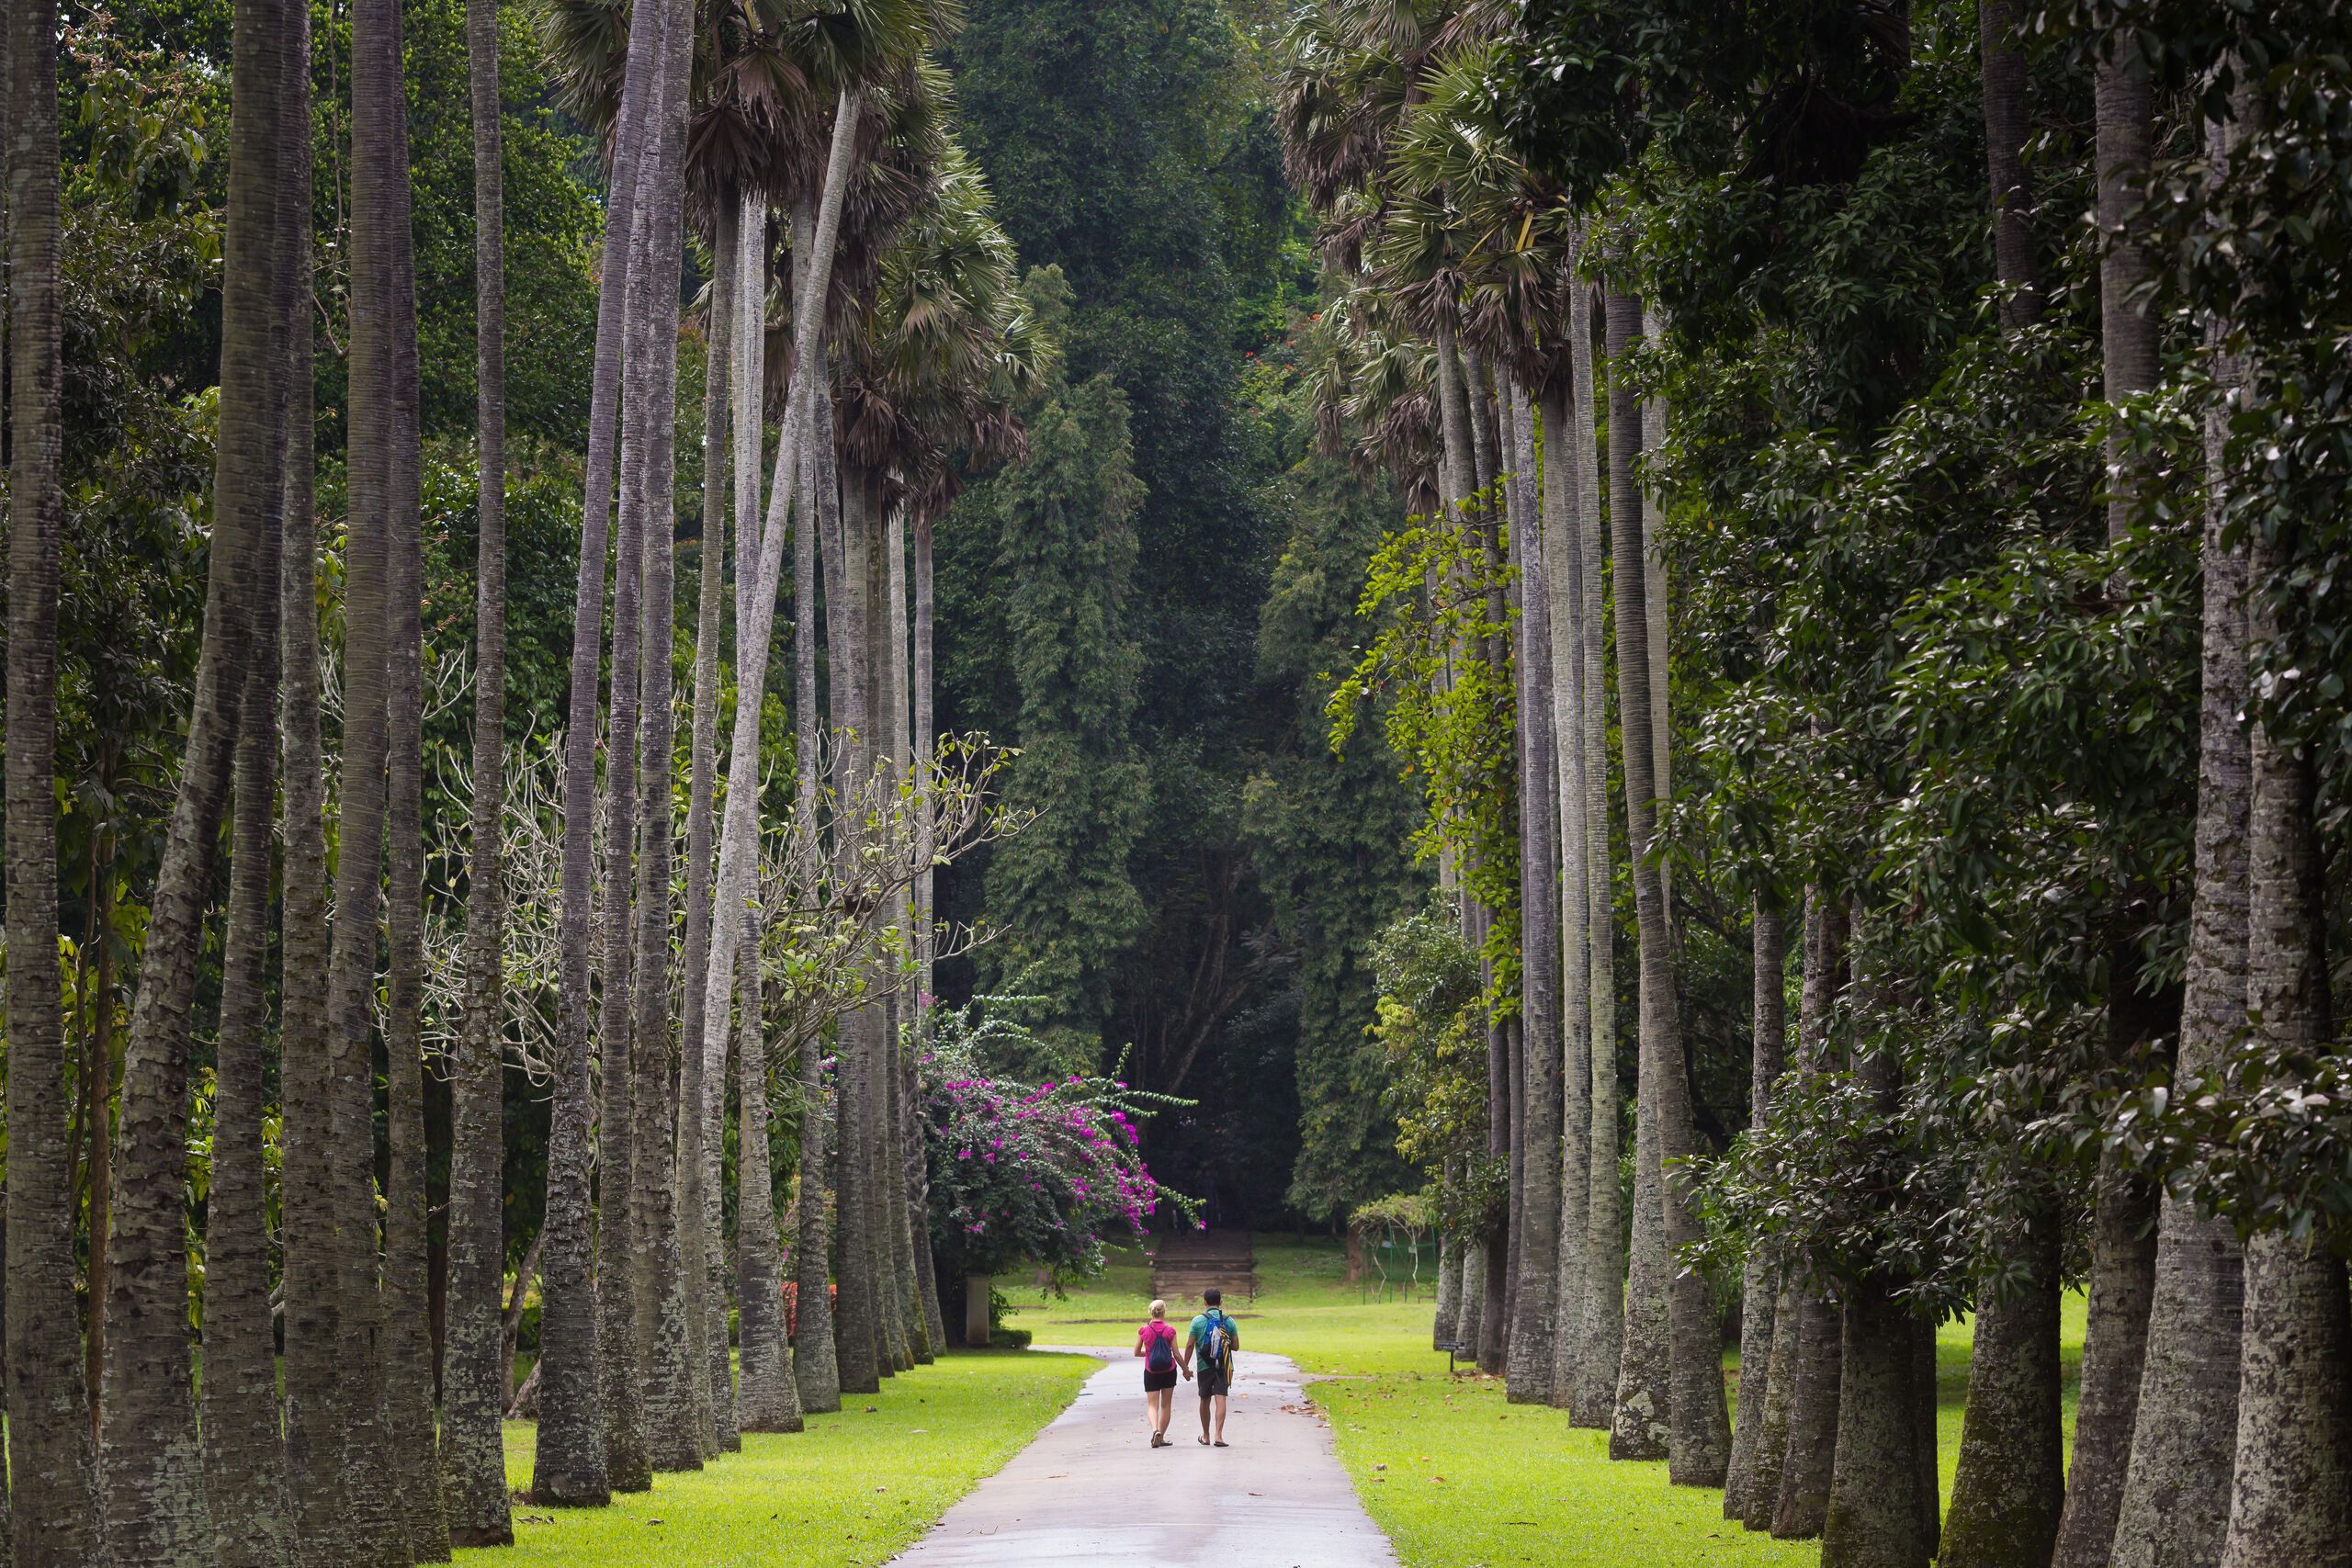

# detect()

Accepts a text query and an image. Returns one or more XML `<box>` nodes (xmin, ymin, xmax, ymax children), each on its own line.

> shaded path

<box><xmin>888</xmin><ymin>1346</ymin><xmax>1396</xmax><ymax>1567</ymax></box>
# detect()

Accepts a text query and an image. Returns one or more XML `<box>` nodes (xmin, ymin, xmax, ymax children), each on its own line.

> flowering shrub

<box><xmin>921</xmin><ymin>997</ymin><xmax>1195</xmax><ymax>1280</ymax></box>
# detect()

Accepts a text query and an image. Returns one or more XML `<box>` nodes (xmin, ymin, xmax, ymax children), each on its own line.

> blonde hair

<box><xmin>1148</xmin><ymin>1299</ymin><xmax>1167</xmax><ymax>1318</ymax></box>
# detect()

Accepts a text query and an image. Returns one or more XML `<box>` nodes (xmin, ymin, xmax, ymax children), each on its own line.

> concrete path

<box><xmin>888</xmin><ymin>1345</ymin><xmax>1396</xmax><ymax>1567</ymax></box>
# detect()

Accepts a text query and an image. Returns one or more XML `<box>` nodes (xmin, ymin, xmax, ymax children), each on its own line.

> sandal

<box><xmin>1214</xmin><ymin>1441</ymin><xmax>1228</xmax><ymax>1448</ymax></box>
<box><xmin>1197</xmin><ymin>1437</ymin><xmax>1211</xmax><ymax>1446</ymax></box>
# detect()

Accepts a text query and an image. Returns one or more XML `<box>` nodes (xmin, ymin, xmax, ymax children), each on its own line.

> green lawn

<box><xmin>455</xmin><ymin>1348</ymin><xmax>1093</xmax><ymax>1568</ymax></box>
<box><xmin>1012</xmin><ymin>1233</ymin><xmax>2087</xmax><ymax>1568</ymax></box>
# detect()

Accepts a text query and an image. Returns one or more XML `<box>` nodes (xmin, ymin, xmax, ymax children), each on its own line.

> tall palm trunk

<box><xmin>530</xmin><ymin>0</ymin><xmax>670</xmax><ymax>1499</ymax></box>
<box><xmin>277</xmin><ymin>45</ymin><xmax>342</xmax><ymax>1540</ymax></box>
<box><xmin>98</xmin><ymin>0</ymin><xmax>293</xmax><ymax>1551</ymax></box>
<box><xmin>1506</xmin><ymin>374</ymin><xmax>1563</xmax><ymax>1404</ymax></box>
<box><xmin>694</xmin><ymin>96</ymin><xmax>869</xmax><ymax>1406</ymax></box>
<box><xmin>2214</xmin><ymin>522</ymin><xmax>2352</xmax><ymax>1566</ymax></box>
<box><xmin>619</xmin><ymin>0</ymin><xmax>700</xmax><ymax>1471</ymax></box>
<box><xmin>380</xmin><ymin>48</ymin><xmax>451</xmax><ymax>1545</ymax></box>
<box><xmin>1981</xmin><ymin>0</ymin><xmax>2038</xmax><ymax>326</ymax></box>
<box><xmin>1606</xmin><ymin>290</ymin><xmax>1729</xmax><ymax>1486</ymax></box>
<box><xmin>736</xmin><ymin>908</ymin><xmax>803</xmax><ymax>1430</ymax></box>
<box><xmin>879</xmin><ymin>502</ymin><xmax>925</xmax><ymax>1366</ymax></box>
<box><xmin>200</xmin><ymin>0</ymin><xmax>302</xmax><ymax>1557</ymax></box>
<box><xmin>831</xmin><ymin>469</ymin><xmax>885</xmax><ymax>1396</ymax></box>
<box><xmin>684</xmin><ymin>198</ymin><xmax>741</xmax><ymax>1459</ymax></box>
<box><xmin>1770</xmin><ymin>895</ymin><xmax>1848</xmax><ymax>1540</ymax></box>
<box><xmin>333</xmin><ymin>0</ymin><xmax>410</xmax><ymax>1546</ymax></box>
<box><xmin>1945</xmin><ymin>23</ymin><xmax>2066</xmax><ymax>1542</ymax></box>
<box><xmin>203</xmin><ymin>302</ymin><xmax>290</xmax><ymax>1568</ymax></box>
<box><xmin>1568</xmin><ymin>277</ymin><xmax>1623</xmax><ymax>1430</ymax></box>
<box><xmin>1607</xmin><ymin>289</ymin><xmax>1669</xmax><ymax>1464</ymax></box>
<box><xmin>2108</xmin><ymin>110</ymin><xmax>2255</xmax><ymax>1568</ymax></box>
<box><xmin>83</xmin><ymin>828</ymin><xmax>117</xmax><ymax>1449</ymax></box>
<box><xmin>596</xmin><ymin>325</ymin><xmax>650</xmax><ymax>1492</ymax></box>
<box><xmin>1540</xmin><ymin>376</ymin><xmax>1590</xmax><ymax>1414</ymax></box>
<box><xmin>1724</xmin><ymin>898</ymin><xmax>1788</xmax><ymax>1519</ymax></box>
<box><xmin>6</xmin><ymin>0</ymin><xmax>102</xmax><ymax>1553</ymax></box>
<box><xmin>910</xmin><ymin>510</ymin><xmax>947</xmax><ymax>1355</ymax></box>
<box><xmin>443</xmin><ymin>0</ymin><xmax>514</xmax><ymax>1533</ymax></box>
<box><xmin>2052</xmin><ymin>45</ymin><xmax>2163</xmax><ymax>1568</ymax></box>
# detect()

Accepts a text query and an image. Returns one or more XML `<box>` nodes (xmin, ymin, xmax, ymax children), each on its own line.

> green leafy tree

<box><xmin>978</xmin><ymin>372</ymin><xmax>1150</xmax><ymax>1060</ymax></box>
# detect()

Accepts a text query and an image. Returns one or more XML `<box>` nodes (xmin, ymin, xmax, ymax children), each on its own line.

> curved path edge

<box><xmin>888</xmin><ymin>1345</ymin><xmax>1397</xmax><ymax>1567</ymax></box>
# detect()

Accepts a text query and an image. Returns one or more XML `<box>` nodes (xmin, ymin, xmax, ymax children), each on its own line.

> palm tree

<box><xmin>1722</xmin><ymin>898</ymin><xmax>1787</xmax><ymax>1518</ymax></box>
<box><xmin>443</xmin><ymin>0</ymin><xmax>516</xmax><ymax>1533</ymax></box>
<box><xmin>683</xmin><ymin>196</ymin><xmax>742</xmax><ymax>1458</ymax></box>
<box><xmin>96</xmin><ymin>2</ymin><xmax>288</xmax><ymax>1556</ymax></box>
<box><xmin>6</xmin><ymin>0</ymin><xmax>102</xmax><ymax>1553</ymax></box>
<box><xmin>331</xmin><ymin>0</ymin><xmax>413</xmax><ymax>1549</ymax></box>
<box><xmin>530</xmin><ymin>0</ymin><xmax>670</xmax><ymax>1499</ymax></box>
<box><xmin>2050</xmin><ymin>38</ymin><xmax>2162</xmax><ymax>1568</ymax></box>
<box><xmin>735</xmin><ymin>902</ymin><xmax>805</xmax><ymax>1430</ymax></box>
<box><xmin>1565</xmin><ymin>273</ymin><xmax>1623</xmax><ymax>1434</ymax></box>
<box><xmin>383</xmin><ymin>44</ymin><xmax>452</xmax><ymax>1538</ymax></box>
<box><xmin>277</xmin><ymin>3</ymin><xmax>343</xmax><ymax>1538</ymax></box>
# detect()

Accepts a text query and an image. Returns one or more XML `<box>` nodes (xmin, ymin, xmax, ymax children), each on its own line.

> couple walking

<box><xmin>1133</xmin><ymin>1288</ymin><xmax>1240</xmax><ymax>1449</ymax></box>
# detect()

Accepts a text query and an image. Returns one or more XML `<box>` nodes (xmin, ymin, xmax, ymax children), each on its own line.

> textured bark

<box><xmin>1458</xmin><ymin>1244</ymin><xmax>1487</xmax><ymax>1362</ymax></box>
<box><xmin>876</xmin><ymin>508</ymin><xmax>922</xmax><ymax>1369</ymax></box>
<box><xmin>692</xmin><ymin>94</ymin><xmax>866</xmax><ymax>1372</ymax></box>
<box><xmin>529</xmin><ymin>0</ymin><xmax>670</xmax><ymax>1491</ymax></box>
<box><xmin>442</xmin><ymin>0</ymin><xmax>513</xmax><ymax>1531</ymax></box>
<box><xmin>82</xmin><ymin>841</ymin><xmax>116</xmax><ymax>1452</ymax></box>
<box><xmin>624</xmin><ymin>0</ymin><xmax>701</xmax><ymax>1468</ymax></box>
<box><xmin>793</xmin><ymin>988</ymin><xmax>843</xmax><ymax>1413</ymax></box>
<box><xmin>2108</xmin><ymin>106</ymin><xmax>2254</xmax><ymax>1568</ymax></box>
<box><xmin>1433</xmin><ymin>1225</ymin><xmax>1464</xmax><ymax>1350</ymax></box>
<box><xmin>1506</xmin><ymin>375</ymin><xmax>1564</xmax><ymax>1407</ymax></box>
<box><xmin>1820</xmin><ymin>1280</ymin><xmax>1932</xmax><ymax>1568</ymax></box>
<box><xmin>277</xmin><ymin>113</ymin><xmax>343</xmax><ymax>1542</ymax></box>
<box><xmin>1981</xmin><ymin>0</ymin><xmax>2038</xmax><ymax>326</ymax></box>
<box><xmin>1570</xmin><ymin>278</ymin><xmax>1623</xmax><ymax>1431</ymax></box>
<box><xmin>6</xmin><ymin>0</ymin><xmax>103</xmax><ymax>1551</ymax></box>
<box><xmin>885</xmin><ymin>504</ymin><xmax>933</xmax><ymax>1365</ymax></box>
<box><xmin>1541</xmin><ymin>378</ymin><xmax>1591</xmax><ymax>1414</ymax></box>
<box><xmin>1772</xmin><ymin>1292</ymin><xmax>1845</xmax><ymax>1539</ymax></box>
<box><xmin>2052</xmin><ymin>1137</ymin><xmax>2157</xmax><ymax>1568</ymax></box>
<box><xmin>382</xmin><ymin>72</ymin><xmax>452</xmax><ymax>1545</ymax></box>
<box><xmin>2096</xmin><ymin>45</ymin><xmax>2154</xmax><ymax>544</ymax></box>
<box><xmin>1916</xmin><ymin>1316</ymin><xmax>1943</xmax><ymax>1558</ymax></box>
<box><xmin>595</xmin><ymin>325</ymin><xmax>650</xmax><ymax>1490</ymax></box>
<box><xmin>203</xmin><ymin>288</ymin><xmax>290</xmax><ymax>1568</ymax></box>
<box><xmin>99</xmin><ymin>0</ymin><xmax>288</xmax><ymax>1540</ymax></box>
<box><xmin>686</xmin><ymin>196</ymin><xmax>738</xmax><ymax>1457</ymax></box>
<box><xmin>910</xmin><ymin>512</ymin><xmax>948</xmax><ymax>1358</ymax></box>
<box><xmin>831</xmin><ymin>468</ymin><xmax>884</xmax><ymax>1397</ymax></box>
<box><xmin>2216</xmin><ymin>517</ymin><xmax>2352</xmax><ymax>1568</ymax></box>
<box><xmin>1744</xmin><ymin>1292</ymin><xmax>1802</xmax><ymax>1533</ymax></box>
<box><xmin>1770</xmin><ymin>892</ymin><xmax>1848</xmax><ymax>1537</ymax></box>
<box><xmin>1724</xmin><ymin>900</ymin><xmax>1788</xmax><ymax>1518</ymax></box>
<box><xmin>1607</xmin><ymin>290</ymin><xmax>1670</xmax><ymax>1466</ymax></box>
<box><xmin>332</xmin><ymin>0</ymin><xmax>406</xmax><ymax>1541</ymax></box>
<box><xmin>736</xmin><ymin>914</ymin><xmax>802</xmax><ymax>1431</ymax></box>
<box><xmin>198</xmin><ymin>0</ymin><xmax>298</xmax><ymax>1556</ymax></box>
<box><xmin>1943</xmin><ymin>1224</ymin><xmax>2065</xmax><ymax>1568</ymax></box>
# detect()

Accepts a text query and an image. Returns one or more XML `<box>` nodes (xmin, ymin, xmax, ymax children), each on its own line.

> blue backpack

<box><xmin>1199</xmin><ymin>1310</ymin><xmax>1235</xmax><ymax>1372</ymax></box>
<box><xmin>1146</xmin><ymin>1326</ymin><xmax>1175</xmax><ymax>1373</ymax></box>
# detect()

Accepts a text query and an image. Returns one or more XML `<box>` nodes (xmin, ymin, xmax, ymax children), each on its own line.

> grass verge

<box><xmin>456</xmin><ymin>1348</ymin><xmax>1093</xmax><ymax>1568</ymax></box>
<box><xmin>1012</xmin><ymin>1232</ymin><xmax>2087</xmax><ymax>1568</ymax></box>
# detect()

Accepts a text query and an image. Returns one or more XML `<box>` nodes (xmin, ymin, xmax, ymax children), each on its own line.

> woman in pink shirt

<box><xmin>1135</xmin><ymin>1298</ymin><xmax>1186</xmax><ymax>1447</ymax></box>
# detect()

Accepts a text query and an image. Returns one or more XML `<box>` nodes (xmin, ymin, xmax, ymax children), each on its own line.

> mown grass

<box><xmin>453</xmin><ymin>1348</ymin><xmax>1093</xmax><ymax>1568</ymax></box>
<box><xmin>1012</xmin><ymin>1232</ymin><xmax>2088</xmax><ymax>1568</ymax></box>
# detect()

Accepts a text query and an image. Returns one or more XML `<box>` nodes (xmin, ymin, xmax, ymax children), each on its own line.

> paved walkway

<box><xmin>888</xmin><ymin>1345</ymin><xmax>1396</xmax><ymax>1567</ymax></box>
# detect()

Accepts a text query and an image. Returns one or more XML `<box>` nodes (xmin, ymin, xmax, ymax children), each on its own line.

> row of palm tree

<box><xmin>2</xmin><ymin>0</ymin><xmax>1042</xmax><ymax>1562</ymax></box>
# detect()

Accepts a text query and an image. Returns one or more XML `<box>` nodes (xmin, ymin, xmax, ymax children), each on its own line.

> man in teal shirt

<box><xmin>1182</xmin><ymin>1288</ymin><xmax>1240</xmax><ymax>1447</ymax></box>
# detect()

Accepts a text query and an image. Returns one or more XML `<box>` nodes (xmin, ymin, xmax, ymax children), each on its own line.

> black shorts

<box><xmin>1197</xmin><ymin>1362</ymin><xmax>1231</xmax><ymax>1399</ymax></box>
<box><xmin>1144</xmin><ymin>1368</ymin><xmax>1178</xmax><ymax>1392</ymax></box>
